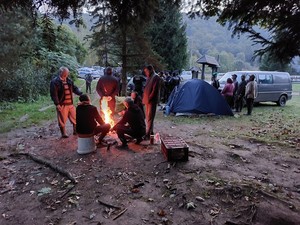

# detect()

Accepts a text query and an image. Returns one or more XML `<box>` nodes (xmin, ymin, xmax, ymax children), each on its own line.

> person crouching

<box><xmin>76</xmin><ymin>94</ymin><xmax>110</xmax><ymax>146</ymax></box>
<box><xmin>112</xmin><ymin>97</ymin><xmax>146</xmax><ymax>148</ymax></box>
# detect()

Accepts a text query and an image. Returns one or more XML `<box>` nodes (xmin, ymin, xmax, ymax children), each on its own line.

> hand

<box><xmin>107</xmin><ymin>96</ymin><xmax>112</xmax><ymax>101</ymax></box>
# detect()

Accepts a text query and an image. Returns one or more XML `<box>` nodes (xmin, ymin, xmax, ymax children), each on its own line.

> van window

<box><xmin>258</xmin><ymin>74</ymin><xmax>273</xmax><ymax>84</ymax></box>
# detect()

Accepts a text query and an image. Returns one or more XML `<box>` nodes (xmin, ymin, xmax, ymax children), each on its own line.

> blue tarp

<box><xmin>167</xmin><ymin>79</ymin><xmax>233</xmax><ymax>116</ymax></box>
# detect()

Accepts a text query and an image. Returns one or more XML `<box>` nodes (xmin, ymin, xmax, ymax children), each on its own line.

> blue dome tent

<box><xmin>167</xmin><ymin>79</ymin><xmax>233</xmax><ymax>116</ymax></box>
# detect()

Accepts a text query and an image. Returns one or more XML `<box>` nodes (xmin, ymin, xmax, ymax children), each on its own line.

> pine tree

<box><xmin>146</xmin><ymin>0</ymin><xmax>188</xmax><ymax>71</ymax></box>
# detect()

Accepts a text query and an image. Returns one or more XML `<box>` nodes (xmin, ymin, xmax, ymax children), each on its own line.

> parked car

<box><xmin>77</xmin><ymin>67</ymin><xmax>104</xmax><ymax>79</ymax></box>
<box><xmin>218</xmin><ymin>71</ymin><xmax>292</xmax><ymax>106</ymax></box>
<box><xmin>90</xmin><ymin>69</ymin><xmax>104</xmax><ymax>79</ymax></box>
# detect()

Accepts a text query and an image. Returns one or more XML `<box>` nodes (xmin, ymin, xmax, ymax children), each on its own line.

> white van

<box><xmin>218</xmin><ymin>71</ymin><xmax>292</xmax><ymax>106</ymax></box>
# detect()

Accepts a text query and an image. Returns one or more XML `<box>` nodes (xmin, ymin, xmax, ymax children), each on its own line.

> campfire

<box><xmin>100</xmin><ymin>97</ymin><xmax>115</xmax><ymax>128</ymax></box>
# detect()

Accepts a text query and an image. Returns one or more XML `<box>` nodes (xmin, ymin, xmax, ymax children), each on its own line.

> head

<box><xmin>106</xmin><ymin>67</ymin><xmax>113</xmax><ymax>76</ymax></box>
<box><xmin>123</xmin><ymin>97</ymin><xmax>134</xmax><ymax>109</ymax></box>
<box><xmin>59</xmin><ymin>67</ymin><xmax>69</xmax><ymax>80</ymax></box>
<box><xmin>241</xmin><ymin>74</ymin><xmax>246</xmax><ymax>81</ymax></box>
<box><xmin>232</xmin><ymin>74</ymin><xmax>237</xmax><ymax>80</ymax></box>
<box><xmin>143</xmin><ymin>64</ymin><xmax>154</xmax><ymax>78</ymax></box>
<box><xmin>131</xmin><ymin>91</ymin><xmax>137</xmax><ymax>100</ymax></box>
<box><xmin>227</xmin><ymin>78</ymin><xmax>233</xmax><ymax>84</ymax></box>
<box><xmin>79</xmin><ymin>94</ymin><xmax>90</xmax><ymax>103</ymax></box>
<box><xmin>249</xmin><ymin>74</ymin><xmax>255</xmax><ymax>81</ymax></box>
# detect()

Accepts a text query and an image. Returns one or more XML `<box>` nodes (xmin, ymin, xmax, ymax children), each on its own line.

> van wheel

<box><xmin>277</xmin><ymin>95</ymin><xmax>287</xmax><ymax>106</ymax></box>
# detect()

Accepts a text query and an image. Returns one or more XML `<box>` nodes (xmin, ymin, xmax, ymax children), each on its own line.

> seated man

<box><xmin>112</xmin><ymin>97</ymin><xmax>146</xmax><ymax>148</ymax></box>
<box><xmin>76</xmin><ymin>94</ymin><xmax>110</xmax><ymax>145</ymax></box>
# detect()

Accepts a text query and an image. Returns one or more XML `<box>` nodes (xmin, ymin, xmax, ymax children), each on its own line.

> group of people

<box><xmin>213</xmin><ymin>73</ymin><xmax>257</xmax><ymax>115</ymax></box>
<box><xmin>131</xmin><ymin>70</ymin><xmax>181</xmax><ymax>104</ymax></box>
<box><xmin>158</xmin><ymin>71</ymin><xmax>181</xmax><ymax>103</ymax></box>
<box><xmin>50</xmin><ymin>65</ymin><xmax>161</xmax><ymax>149</ymax></box>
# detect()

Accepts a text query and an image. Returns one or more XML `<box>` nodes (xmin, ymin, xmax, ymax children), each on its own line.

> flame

<box><xmin>100</xmin><ymin>97</ymin><xmax>115</xmax><ymax>127</ymax></box>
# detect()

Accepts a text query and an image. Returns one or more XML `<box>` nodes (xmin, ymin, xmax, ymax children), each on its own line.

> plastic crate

<box><xmin>161</xmin><ymin>136</ymin><xmax>189</xmax><ymax>161</ymax></box>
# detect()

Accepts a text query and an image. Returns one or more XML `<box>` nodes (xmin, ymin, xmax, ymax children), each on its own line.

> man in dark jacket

<box><xmin>76</xmin><ymin>94</ymin><xmax>110</xmax><ymax>145</ymax></box>
<box><xmin>50</xmin><ymin>66</ymin><xmax>82</xmax><ymax>138</ymax></box>
<box><xmin>133</xmin><ymin>73</ymin><xmax>146</xmax><ymax>97</ymax></box>
<box><xmin>85</xmin><ymin>73</ymin><xmax>93</xmax><ymax>94</ymax></box>
<box><xmin>142</xmin><ymin>65</ymin><xmax>160</xmax><ymax>139</ymax></box>
<box><xmin>235</xmin><ymin>74</ymin><xmax>247</xmax><ymax>112</ymax></box>
<box><xmin>112</xmin><ymin>97</ymin><xmax>146</xmax><ymax>148</ymax></box>
<box><xmin>96</xmin><ymin>67</ymin><xmax>119</xmax><ymax>117</ymax></box>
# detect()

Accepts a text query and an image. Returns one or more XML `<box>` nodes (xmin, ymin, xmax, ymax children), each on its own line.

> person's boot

<box><xmin>60</xmin><ymin>127</ymin><xmax>69</xmax><ymax>138</ymax></box>
<box><xmin>73</xmin><ymin>124</ymin><xmax>77</xmax><ymax>135</ymax></box>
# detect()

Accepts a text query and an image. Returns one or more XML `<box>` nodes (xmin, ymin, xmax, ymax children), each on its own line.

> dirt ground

<box><xmin>0</xmin><ymin>111</ymin><xmax>300</xmax><ymax>225</ymax></box>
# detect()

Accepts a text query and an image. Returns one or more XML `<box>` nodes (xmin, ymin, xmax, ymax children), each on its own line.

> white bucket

<box><xmin>77</xmin><ymin>135</ymin><xmax>96</xmax><ymax>154</ymax></box>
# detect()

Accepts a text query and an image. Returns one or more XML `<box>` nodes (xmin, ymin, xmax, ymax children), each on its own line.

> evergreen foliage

<box><xmin>146</xmin><ymin>0</ymin><xmax>188</xmax><ymax>71</ymax></box>
<box><xmin>0</xmin><ymin>9</ymin><xmax>87</xmax><ymax>102</ymax></box>
<box><xmin>187</xmin><ymin>0</ymin><xmax>300</xmax><ymax>63</ymax></box>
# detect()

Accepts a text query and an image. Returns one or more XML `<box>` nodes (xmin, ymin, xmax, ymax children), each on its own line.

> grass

<box><xmin>0</xmin><ymin>79</ymin><xmax>86</xmax><ymax>133</ymax></box>
<box><xmin>292</xmin><ymin>83</ymin><xmax>300</xmax><ymax>92</ymax></box>
<box><xmin>161</xmin><ymin>86</ymin><xmax>300</xmax><ymax>147</ymax></box>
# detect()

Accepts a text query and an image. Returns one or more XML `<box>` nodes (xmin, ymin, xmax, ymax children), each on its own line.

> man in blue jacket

<box><xmin>50</xmin><ymin>67</ymin><xmax>82</xmax><ymax>138</ymax></box>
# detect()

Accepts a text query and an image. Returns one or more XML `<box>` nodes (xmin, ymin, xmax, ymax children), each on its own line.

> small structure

<box><xmin>190</xmin><ymin>66</ymin><xmax>200</xmax><ymax>79</ymax></box>
<box><xmin>196</xmin><ymin>55</ymin><xmax>220</xmax><ymax>80</ymax></box>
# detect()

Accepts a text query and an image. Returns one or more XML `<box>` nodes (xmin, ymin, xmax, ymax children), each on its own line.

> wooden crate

<box><xmin>161</xmin><ymin>136</ymin><xmax>189</xmax><ymax>161</ymax></box>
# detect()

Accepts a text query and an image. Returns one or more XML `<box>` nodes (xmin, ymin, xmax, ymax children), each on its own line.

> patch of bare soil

<box><xmin>0</xmin><ymin>112</ymin><xmax>299</xmax><ymax>225</ymax></box>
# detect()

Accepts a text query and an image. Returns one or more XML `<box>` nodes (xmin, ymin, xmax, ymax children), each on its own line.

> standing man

<box><xmin>85</xmin><ymin>73</ymin><xmax>93</xmax><ymax>94</ymax></box>
<box><xmin>96</xmin><ymin>67</ymin><xmax>119</xmax><ymax>116</ymax></box>
<box><xmin>142</xmin><ymin>64</ymin><xmax>160</xmax><ymax>139</ymax></box>
<box><xmin>133</xmin><ymin>73</ymin><xmax>147</xmax><ymax>97</ymax></box>
<box><xmin>235</xmin><ymin>74</ymin><xmax>247</xmax><ymax>112</ymax></box>
<box><xmin>50</xmin><ymin>66</ymin><xmax>82</xmax><ymax>138</ymax></box>
<box><xmin>232</xmin><ymin>74</ymin><xmax>239</xmax><ymax>109</ymax></box>
<box><xmin>211</xmin><ymin>72</ymin><xmax>220</xmax><ymax>89</ymax></box>
<box><xmin>245</xmin><ymin>74</ymin><xmax>257</xmax><ymax>115</ymax></box>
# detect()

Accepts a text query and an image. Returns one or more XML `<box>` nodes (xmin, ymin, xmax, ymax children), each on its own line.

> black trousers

<box><xmin>115</xmin><ymin>124</ymin><xmax>143</xmax><ymax>144</ymax></box>
<box><xmin>235</xmin><ymin>95</ymin><xmax>244</xmax><ymax>112</ymax></box>
<box><xmin>144</xmin><ymin>102</ymin><xmax>157</xmax><ymax>137</ymax></box>
<box><xmin>94</xmin><ymin>124</ymin><xmax>111</xmax><ymax>141</ymax></box>
<box><xmin>246</xmin><ymin>98</ymin><xmax>254</xmax><ymax>115</ymax></box>
<box><xmin>86</xmin><ymin>82</ymin><xmax>92</xmax><ymax>94</ymax></box>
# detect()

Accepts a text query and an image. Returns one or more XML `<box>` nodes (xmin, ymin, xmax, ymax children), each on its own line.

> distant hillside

<box><xmin>183</xmin><ymin>15</ymin><xmax>267</xmax><ymax>69</ymax></box>
<box><xmin>56</xmin><ymin>13</ymin><xmax>265</xmax><ymax>69</ymax></box>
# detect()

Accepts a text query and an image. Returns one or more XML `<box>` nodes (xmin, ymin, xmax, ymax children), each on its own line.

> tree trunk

<box><xmin>121</xmin><ymin>28</ymin><xmax>127</xmax><ymax>96</ymax></box>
